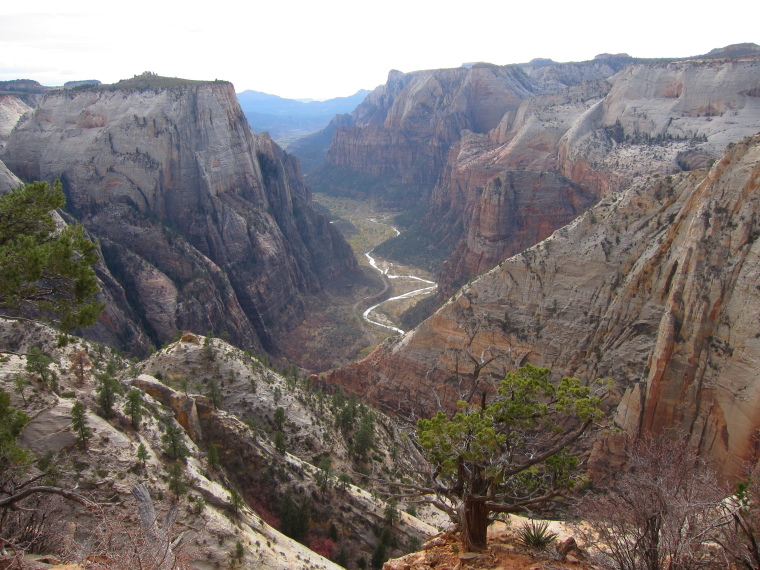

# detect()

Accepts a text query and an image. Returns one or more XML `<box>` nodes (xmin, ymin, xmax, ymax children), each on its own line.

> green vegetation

<box><xmin>273</xmin><ymin>406</ymin><xmax>286</xmax><ymax>431</ymax></box>
<box><xmin>25</xmin><ymin>348</ymin><xmax>54</xmax><ymax>385</ymax></box>
<box><xmin>279</xmin><ymin>489</ymin><xmax>311</xmax><ymax>541</ymax></box>
<box><xmin>162</xmin><ymin>420</ymin><xmax>190</xmax><ymax>461</ymax></box>
<box><xmin>12</xmin><ymin>374</ymin><xmax>29</xmax><ymax>406</ymax></box>
<box><xmin>167</xmin><ymin>461</ymin><xmax>187</xmax><ymax>498</ymax></box>
<box><xmin>517</xmin><ymin>520</ymin><xmax>558</xmax><ymax>549</ymax></box>
<box><xmin>71</xmin><ymin>400</ymin><xmax>92</xmax><ymax>448</ymax></box>
<box><xmin>399</xmin><ymin>295</ymin><xmax>440</xmax><ymax>330</ymax></box>
<box><xmin>0</xmin><ymin>180</ymin><xmax>102</xmax><ymax>337</ymax></box>
<box><xmin>207</xmin><ymin>443</ymin><xmax>220</xmax><ymax>469</ymax></box>
<box><xmin>273</xmin><ymin>430</ymin><xmax>286</xmax><ymax>453</ymax></box>
<box><xmin>136</xmin><ymin>442</ymin><xmax>149</xmax><ymax>467</ymax></box>
<box><xmin>95</xmin><ymin>370</ymin><xmax>120</xmax><ymax>419</ymax></box>
<box><xmin>0</xmin><ymin>390</ymin><xmax>31</xmax><ymax>477</ymax></box>
<box><xmin>229</xmin><ymin>487</ymin><xmax>245</xmax><ymax>515</ymax></box>
<box><xmin>309</xmin><ymin>165</ymin><xmax>427</xmax><ymax>207</ymax></box>
<box><xmin>388</xmin><ymin>364</ymin><xmax>604</xmax><ymax>552</ymax></box>
<box><xmin>124</xmin><ymin>389</ymin><xmax>144</xmax><ymax>430</ymax></box>
<box><xmin>206</xmin><ymin>378</ymin><xmax>222</xmax><ymax>408</ymax></box>
<box><xmin>68</xmin><ymin>71</ymin><xmax>226</xmax><ymax>93</ymax></box>
<box><xmin>373</xmin><ymin>225</ymin><xmax>453</xmax><ymax>273</ymax></box>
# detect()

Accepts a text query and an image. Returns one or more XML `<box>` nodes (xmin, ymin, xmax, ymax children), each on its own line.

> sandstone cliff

<box><xmin>307</xmin><ymin>49</ymin><xmax>760</xmax><ymax>301</ymax></box>
<box><xmin>1</xmin><ymin>76</ymin><xmax>359</xmax><ymax>354</ymax></box>
<box><xmin>330</xmin><ymin>134</ymin><xmax>760</xmax><ymax>479</ymax></box>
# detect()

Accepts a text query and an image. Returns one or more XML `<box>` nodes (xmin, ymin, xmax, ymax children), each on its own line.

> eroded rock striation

<box><xmin>310</xmin><ymin>48</ymin><xmax>760</xmax><ymax>299</ymax></box>
<box><xmin>1</xmin><ymin>77</ymin><xmax>359</xmax><ymax>353</ymax></box>
<box><xmin>330</xmin><ymin>134</ymin><xmax>760</xmax><ymax>478</ymax></box>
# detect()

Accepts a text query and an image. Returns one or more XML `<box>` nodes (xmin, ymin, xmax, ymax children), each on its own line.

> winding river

<box><xmin>361</xmin><ymin>228</ymin><xmax>437</xmax><ymax>334</ymax></box>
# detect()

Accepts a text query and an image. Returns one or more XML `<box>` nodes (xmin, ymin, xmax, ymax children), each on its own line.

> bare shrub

<box><xmin>579</xmin><ymin>435</ymin><xmax>727</xmax><ymax>570</ymax></box>
<box><xmin>64</xmin><ymin>485</ymin><xmax>194</xmax><ymax>569</ymax></box>
<box><xmin>1</xmin><ymin>495</ymin><xmax>70</xmax><ymax>556</ymax></box>
<box><xmin>716</xmin><ymin>464</ymin><xmax>760</xmax><ymax>569</ymax></box>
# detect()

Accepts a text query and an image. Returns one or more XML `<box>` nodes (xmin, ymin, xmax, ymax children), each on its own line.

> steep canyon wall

<box><xmin>330</xmin><ymin>134</ymin><xmax>760</xmax><ymax>478</ymax></box>
<box><xmin>1</xmin><ymin>79</ymin><xmax>359</xmax><ymax>353</ymax></box>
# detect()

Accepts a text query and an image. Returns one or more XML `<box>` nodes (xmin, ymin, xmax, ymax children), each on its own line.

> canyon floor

<box><xmin>280</xmin><ymin>194</ymin><xmax>437</xmax><ymax>371</ymax></box>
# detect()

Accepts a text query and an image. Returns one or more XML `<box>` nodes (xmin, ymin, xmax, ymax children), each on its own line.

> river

<box><xmin>361</xmin><ymin>231</ymin><xmax>437</xmax><ymax>334</ymax></box>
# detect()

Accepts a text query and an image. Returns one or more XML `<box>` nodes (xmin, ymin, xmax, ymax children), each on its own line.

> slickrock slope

<box><xmin>330</xmin><ymin>134</ymin><xmax>760</xmax><ymax>479</ymax></box>
<box><xmin>0</xmin><ymin>322</ymin><xmax>435</xmax><ymax>568</ymax></box>
<box><xmin>310</xmin><ymin>48</ymin><xmax>760</xmax><ymax>299</ymax></box>
<box><xmin>0</xmin><ymin>76</ymin><xmax>358</xmax><ymax>353</ymax></box>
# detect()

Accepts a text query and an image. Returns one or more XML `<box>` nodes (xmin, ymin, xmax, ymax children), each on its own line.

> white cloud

<box><xmin>1</xmin><ymin>0</ymin><xmax>757</xmax><ymax>99</ymax></box>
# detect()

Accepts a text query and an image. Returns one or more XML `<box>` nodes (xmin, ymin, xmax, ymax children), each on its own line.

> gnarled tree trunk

<box><xmin>459</xmin><ymin>499</ymin><xmax>489</xmax><ymax>552</ymax></box>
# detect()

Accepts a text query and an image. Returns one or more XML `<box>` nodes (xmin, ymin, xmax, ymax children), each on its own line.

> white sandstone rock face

<box><xmin>330</xmin><ymin>134</ymin><xmax>760</xmax><ymax>479</ymax></box>
<box><xmin>0</xmin><ymin>94</ymin><xmax>32</xmax><ymax>140</ymax></box>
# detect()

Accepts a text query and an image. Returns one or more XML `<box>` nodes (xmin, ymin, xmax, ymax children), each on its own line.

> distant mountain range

<box><xmin>236</xmin><ymin>89</ymin><xmax>370</xmax><ymax>147</ymax></box>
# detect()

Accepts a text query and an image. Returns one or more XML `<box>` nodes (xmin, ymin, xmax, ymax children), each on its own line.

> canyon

<box><xmin>2</xmin><ymin>44</ymin><xmax>760</xmax><ymax>567</ymax></box>
<box><xmin>310</xmin><ymin>46</ymin><xmax>760</xmax><ymax>300</ymax></box>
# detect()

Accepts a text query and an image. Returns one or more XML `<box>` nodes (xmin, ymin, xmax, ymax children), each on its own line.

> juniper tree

<box><xmin>383</xmin><ymin>364</ymin><xmax>605</xmax><ymax>552</ymax></box>
<box><xmin>25</xmin><ymin>348</ymin><xmax>53</xmax><ymax>385</ymax></box>
<box><xmin>0</xmin><ymin>180</ymin><xmax>103</xmax><ymax>340</ymax></box>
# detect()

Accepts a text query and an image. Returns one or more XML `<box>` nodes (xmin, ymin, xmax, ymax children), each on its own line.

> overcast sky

<box><xmin>1</xmin><ymin>0</ymin><xmax>756</xmax><ymax>101</ymax></box>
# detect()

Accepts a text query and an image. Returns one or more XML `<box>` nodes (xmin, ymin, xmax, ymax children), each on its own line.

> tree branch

<box><xmin>0</xmin><ymin>486</ymin><xmax>97</xmax><ymax>510</ymax></box>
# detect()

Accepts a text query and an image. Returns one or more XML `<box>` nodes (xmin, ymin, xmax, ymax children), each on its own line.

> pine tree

<box><xmin>71</xmin><ymin>400</ymin><xmax>92</xmax><ymax>448</ymax></box>
<box><xmin>229</xmin><ymin>487</ymin><xmax>245</xmax><ymax>515</ymax></box>
<box><xmin>95</xmin><ymin>371</ymin><xmax>120</xmax><ymax>419</ymax></box>
<box><xmin>206</xmin><ymin>379</ymin><xmax>222</xmax><ymax>409</ymax></box>
<box><xmin>162</xmin><ymin>419</ymin><xmax>189</xmax><ymax>461</ymax></box>
<box><xmin>273</xmin><ymin>430</ymin><xmax>286</xmax><ymax>453</ymax></box>
<box><xmin>207</xmin><ymin>443</ymin><xmax>220</xmax><ymax>469</ymax></box>
<box><xmin>0</xmin><ymin>180</ymin><xmax>102</xmax><ymax>336</ymax></box>
<box><xmin>124</xmin><ymin>388</ymin><xmax>144</xmax><ymax>430</ymax></box>
<box><xmin>273</xmin><ymin>406</ymin><xmax>285</xmax><ymax>431</ymax></box>
<box><xmin>136</xmin><ymin>442</ymin><xmax>149</xmax><ymax>467</ymax></box>
<box><xmin>167</xmin><ymin>461</ymin><xmax>186</xmax><ymax>498</ymax></box>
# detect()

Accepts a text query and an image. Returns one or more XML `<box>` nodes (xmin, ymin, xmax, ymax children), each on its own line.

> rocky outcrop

<box><xmin>0</xmin><ymin>77</ymin><xmax>359</xmax><ymax>353</ymax></box>
<box><xmin>330</xmin><ymin>134</ymin><xmax>760</xmax><ymax>479</ymax></box>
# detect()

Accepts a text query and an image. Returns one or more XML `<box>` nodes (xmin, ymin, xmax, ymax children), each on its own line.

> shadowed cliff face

<box><xmin>329</xmin><ymin>134</ymin><xmax>760</xmax><ymax>479</ymax></box>
<box><xmin>314</xmin><ymin>56</ymin><xmax>760</xmax><ymax>299</ymax></box>
<box><xmin>1</xmin><ymin>81</ymin><xmax>358</xmax><ymax>353</ymax></box>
